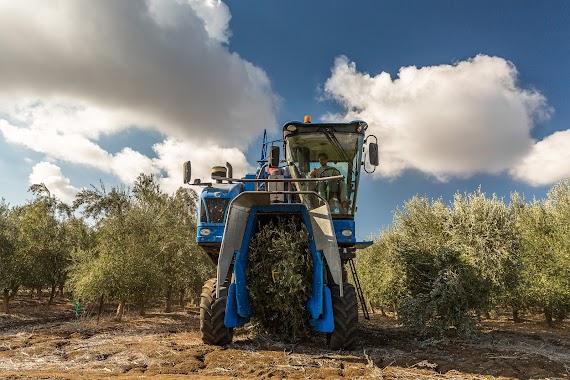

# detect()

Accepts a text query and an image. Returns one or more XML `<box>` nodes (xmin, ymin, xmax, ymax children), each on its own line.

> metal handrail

<box><xmin>211</xmin><ymin>175</ymin><xmax>344</xmax><ymax>183</ymax></box>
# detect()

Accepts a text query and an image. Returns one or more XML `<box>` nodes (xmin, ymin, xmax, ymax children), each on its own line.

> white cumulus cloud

<box><xmin>29</xmin><ymin>162</ymin><xmax>80</xmax><ymax>204</ymax></box>
<box><xmin>0</xmin><ymin>0</ymin><xmax>278</xmax><ymax>194</ymax></box>
<box><xmin>0</xmin><ymin>102</ymin><xmax>157</xmax><ymax>182</ymax></box>
<box><xmin>324</xmin><ymin>55</ymin><xmax>554</xmax><ymax>182</ymax></box>
<box><xmin>0</xmin><ymin>0</ymin><xmax>276</xmax><ymax>147</ymax></box>
<box><xmin>0</xmin><ymin>101</ymin><xmax>251</xmax><ymax>192</ymax></box>
<box><xmin>510</xmin><ymin>130</ymin><xmax>570</xmax><ymax>186</ymax></box>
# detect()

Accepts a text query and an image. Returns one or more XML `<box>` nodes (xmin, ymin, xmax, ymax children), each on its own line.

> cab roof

<box><xmin>282</xmin><ymin>120</ymin><xmax>368</xmax><ymax>138</ymax></box>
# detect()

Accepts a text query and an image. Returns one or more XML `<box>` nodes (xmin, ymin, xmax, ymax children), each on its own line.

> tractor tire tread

<box><xmin>200</xmin><ymin>278</ymin><xmax>233</xmax><ymax>346</ymax></box>
<box><xmin>328</xmin><ymin>283</ymin><xmax>358</xmax><ymax>350</ymax></box>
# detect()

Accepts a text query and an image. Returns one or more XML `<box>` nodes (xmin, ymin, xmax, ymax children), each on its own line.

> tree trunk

<box><xmin>138</xmin><ymin>297</ymin><xmax>146</xmax><ymax>316</ymax></box>
<box><xmin>36</xmin><ymin>288</ymin><xmax>42</xmax><ymax>300</ymax></box>
<box><xmin>512</xmin><ymin>307</ymin><xmax>522</xmax><ymax>323</ymax></box>
<box><xmin>58</xmin><ymin>284</ymin><xmax>64</xmax><ymax>298</ymax></box>
<box><xmin>115</xmin><ymin>299</ymin><xmax>126</xmax><ymax>322</ymax></box>
<box><xmin>47</xmin><ymin>284</ymin><xmax>57</xmax><ymax>307</ymax></box>
<box><xmin>165</xmin><ymin>286</ymin><xmax>173</xmax><ymax>313</ymax></box>
<box><xmin>97</xmin><ymin>294</ymin><xmax>105</xmax><ymax>324</ymax></box>
<box><xmin>544</xmin><ymin>307</ymin><xmax>554</xmax><ymax>327</ymax></box>
<box><xmin>178</xmin><ymin>288</ymin><xmax>185</xmax><ymax>308</ymax></box>
<box><xmin>3</xmin><ymin>288</ymin><xmax>9</xmax><ymax>314</ymax></box>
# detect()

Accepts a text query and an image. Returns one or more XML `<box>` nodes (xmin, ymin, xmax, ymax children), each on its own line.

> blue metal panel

<box><xmin>234</xmin><ymin>249</ymin><xmax>253</xmax><ymax>318</ymax></box>
<box><xmin>202</xmin><ymin>182</ymin><xmax>244</xmax><ymax>199</ymax></box>
<box><xmin>197</xmin><ymin>182</ymin><xmax>244</xmax><ymax>244</ymax></box>
<box><xmin>223</xmin><ymin>202</ymin><xmax>339</xmax><ymax>332</ymax></box>
<box><xmin>333</xmin><ymin>219</ymin><xmax>356</xmax><ymax>245</ymax></box>
<box><xmin>244</xmin><ymin>174</ymin><xmax>256</xmax><ymax>191</ymax></box>
<box><xmin>196</xmin><ymin>226</ymin><xmax>224</xmax><ymax>243</ymax></box>
<box><xmin>315</xmin><ymin>286</ymin><xmax>334</xmax><ymax>333</ymax></box>
<box><xmin>306</xmin><ymin>251</ymin><xmax>323</xmax><ymax>319</ymax></box>
<box><xmin>225</xmin><ymin>283</ymin><xmax>251</xmax><ymax>328</ymax></box>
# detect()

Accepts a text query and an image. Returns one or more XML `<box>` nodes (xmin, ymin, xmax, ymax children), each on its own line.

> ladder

<box><xmin>348</xmin><ymin>258</ymin><xmax>370</xmax><ymax>320</ymax></box>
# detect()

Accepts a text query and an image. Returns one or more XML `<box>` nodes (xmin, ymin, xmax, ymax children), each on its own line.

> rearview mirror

<box><xmin>183</xmin><ymin>161</ymin><xmax>191</xmax><ymax>184</ymax></box>
<box><xmin>269</xmin><ymin>146</ymin><xmax>280</xmax><ymax>168</ymax></box>
<box><xmin>297</xmin><ymin>147</ymin><xmax>310</xmax><ymax>173</ymax></box>
<box><xmin>368</xmin><ymin>143</ymin><xmax>379</xmax><ymax>166</ymax></box>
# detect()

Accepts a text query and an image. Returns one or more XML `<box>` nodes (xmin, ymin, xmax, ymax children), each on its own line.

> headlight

<box><xmin>341</xmin><ymin>229</ymin><xmax>352</xmax><ymax>237</ymax></box>
<box><xmin>200</xmin><ymin>228</ymin><xmax>211</xmax><ymax>236</ymax></box>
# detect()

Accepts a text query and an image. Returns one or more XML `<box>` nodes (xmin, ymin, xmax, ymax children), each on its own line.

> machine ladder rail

<box><xmin>348</xmin><ymin>257</ymin><xmax>370</xmax><ymax>320</ymax></box>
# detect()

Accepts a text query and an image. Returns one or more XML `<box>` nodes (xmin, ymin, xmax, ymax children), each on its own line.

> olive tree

<box><xmin>70</xmin><ymin>174</ymin><xmax>207</xmax><ymax>319</ymax></box>
<box><xmin>518</xmin><ymin>180</ymin><xmax>570</xmax><ymax>325</ymax></box>
<box><xmin>71</xmin><ymin>180</ymin><xmax>163</xmax><ymax>320</ymax></box>
<box><xmin>0</xmin><ymin>200</ymin><xmax>20</xmax><ymax>313</ymax></box>
<box><xmin>448</xmin><ymin>189</ymin><xmax>523</xmax><ymax>320</ymax></box>
<box><xmin>11</xmin><ymin>185</ymin><xmax>71</xmax><ymax>306</ymax></box>
<box><xmin>390</xmin><ymin>196</ymin><xmax>484</xmax><ymax>336</ymax></box>
<box><xmin>363</xmin><ymin>191</ymin><xmax>520</xmax><ymax>336</ymax></box>
<box><xmin>355</xmin><ymin>228</ymin><xmax>406</xmax><ymax>316</ymax></box>
<box><xmin>156</xmin><ymin>187</ymin><xmax>212</xmax><ymax>312</ymax></box>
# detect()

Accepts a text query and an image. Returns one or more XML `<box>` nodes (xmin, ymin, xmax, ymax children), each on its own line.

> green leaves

<box><xmin>358</xmin><ymin>181</ymin><xmax>570</xmax><ymax>334</ymax></box>
<box><xmin>517</xmin><ymin>180</ymin><xmax>570</xmax><ymax>323</ymax></box>
<box><xmin>358</xmin><ymin>189</ymin><xmax>530</xmax><ymax>336</ymax></box>
<box><xmin>246</xmin><ymin>217</ymin><xmax>313</xmax><ymax>341</ymax></box>
<box><xmin>68</xmin><ymin>174</ymin><xmax>211</xmax><ymax>315</ymax></box>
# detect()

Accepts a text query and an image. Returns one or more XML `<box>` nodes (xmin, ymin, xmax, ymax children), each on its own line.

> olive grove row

<box><xmin>2</xmin><ymin>175</ymin><xmax>569</xmax><ymax>334</ymax></box>
<box><xmin>356</xmin><ymin>180</ymin><xmax>570</xmax><ymax>335</ymax></box>
<box><xmin>0</xmin><ymin>174</ymin><xmax>213</xmax><ymax>319</ymax></box>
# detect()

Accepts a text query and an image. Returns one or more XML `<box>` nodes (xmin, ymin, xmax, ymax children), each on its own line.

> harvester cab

<box><xmin>183</xmin><ymin>116</ymin><xmax>378</xmax><ymax>349</ymax></box>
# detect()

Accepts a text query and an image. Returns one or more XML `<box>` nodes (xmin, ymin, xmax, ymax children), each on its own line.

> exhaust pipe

<box><xmin>226</xmin><ymin>162</ymin><xmax>233</xmax><ymax>184</ymax></box>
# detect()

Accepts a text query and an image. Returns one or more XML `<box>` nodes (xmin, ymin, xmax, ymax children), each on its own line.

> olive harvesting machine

<box><xmin>183</xmin><ymin>116</ymin><xmax>379</xmax><ymax>349</ymax></box>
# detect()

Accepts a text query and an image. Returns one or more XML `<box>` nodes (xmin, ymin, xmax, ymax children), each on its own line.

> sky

<box><xmin>0</xmin><ymin>0</ymin><xmax>569</xmax><ymax>239</ymax></box>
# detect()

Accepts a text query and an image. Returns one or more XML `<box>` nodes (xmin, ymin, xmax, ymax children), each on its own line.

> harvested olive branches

<box><xmin>246</xmin><ymin>217</ymin><xmax>313</xmax><ymax>341</ymax></box>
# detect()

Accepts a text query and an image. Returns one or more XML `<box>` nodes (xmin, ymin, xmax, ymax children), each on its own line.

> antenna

<box><xmin>260</xmin><ymin>129</ymin><xmax>268</xmax><ymax>161</ymax></box>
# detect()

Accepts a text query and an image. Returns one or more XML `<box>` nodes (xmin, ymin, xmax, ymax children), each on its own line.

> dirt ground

<box><xmin>1</xmin><ymin>297</ymin><xmax>569</xmax><ymax>379</ymax></box>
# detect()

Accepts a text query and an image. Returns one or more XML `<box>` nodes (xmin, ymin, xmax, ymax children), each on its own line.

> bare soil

<box><xmin>1</xmin><ymin>297</ymin><xmax>569</xmax><ymax>379</ymax></box>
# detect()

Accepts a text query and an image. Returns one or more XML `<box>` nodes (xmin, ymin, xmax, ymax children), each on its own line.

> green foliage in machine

<box><xmin>246</xmin><ymin>217</ymin><xmax>313</xmax><ymax>341</ymax></box>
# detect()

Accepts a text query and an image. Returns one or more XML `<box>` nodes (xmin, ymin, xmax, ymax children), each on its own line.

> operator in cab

<box><xmin>309</xmin><ymin>152</ymin><xmax>350</xmax><ymax>214</ymax></box>
<box><xmin>309</xmin><ymin>152</ymin><xmax>333</xmax><ymax>179</ymax></box>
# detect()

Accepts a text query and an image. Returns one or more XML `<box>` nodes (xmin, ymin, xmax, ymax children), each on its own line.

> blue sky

<box><xmin>0</xmin><ymin>1</ymin><xmax>569</xmax><ymax>239</ymax></box>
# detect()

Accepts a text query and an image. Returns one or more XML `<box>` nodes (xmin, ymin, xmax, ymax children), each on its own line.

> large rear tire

<box><xmin>328</xmin><ymin>283</ymin><xmax>358</xmax><ymax>350</ymax></box>
<box><xmin>200</xmin><ymin>278</ymin><xmax>233</xmax><ymax>345</ymax></box>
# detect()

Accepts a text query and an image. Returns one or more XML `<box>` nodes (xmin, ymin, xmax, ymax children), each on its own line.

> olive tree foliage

<box><xmin>359</xmin><ymin>190</ymin><xmax>527</xmax><ymax>336</ymax></box>
<box><xmin>11</xmin><ymin>185</ymin><xmax>73</xmax><ymax>306</ymax></box>
<box><xmin>0</xmin><ymin>199</ymin><xmax>20</xmax><ymax>313</ymax></box>
<box><xmin>70</xmin><ymin>178</ymin><xmax>161</xmax><ymax>320</ymax></box>
<box><xmin>389</xmin><ymin>196</ymin><xmax>484</xmax><ymax>336</ymax></box>
<box><xmin>68</xmin><ymin>174</ymin><xmax>208</xmax><ymax>320</ymax></box>
<box><xmin>149</xmin><ymin>184</ymin><xmax>212</xmax><ymax>312</ymax></box>
<box><xmin>355</xmin><ymin>229</ymin><xmax>405</xmax><ymax>316</ymax></box>
<box><xmin>448</xmin><ymin>189</ymin><xmax>523</xmax><ymax>319</ymax></box>
<box><xmin>517</xmin><ymin>180</ymin><xmax>570</xmax><ymax>326</ymax></box>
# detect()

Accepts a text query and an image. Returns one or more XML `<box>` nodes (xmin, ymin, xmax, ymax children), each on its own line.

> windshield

<box><xmin>285</xmin><ymin>132</ymin><xmax>364</xmax><ymax>217</ymax></box>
